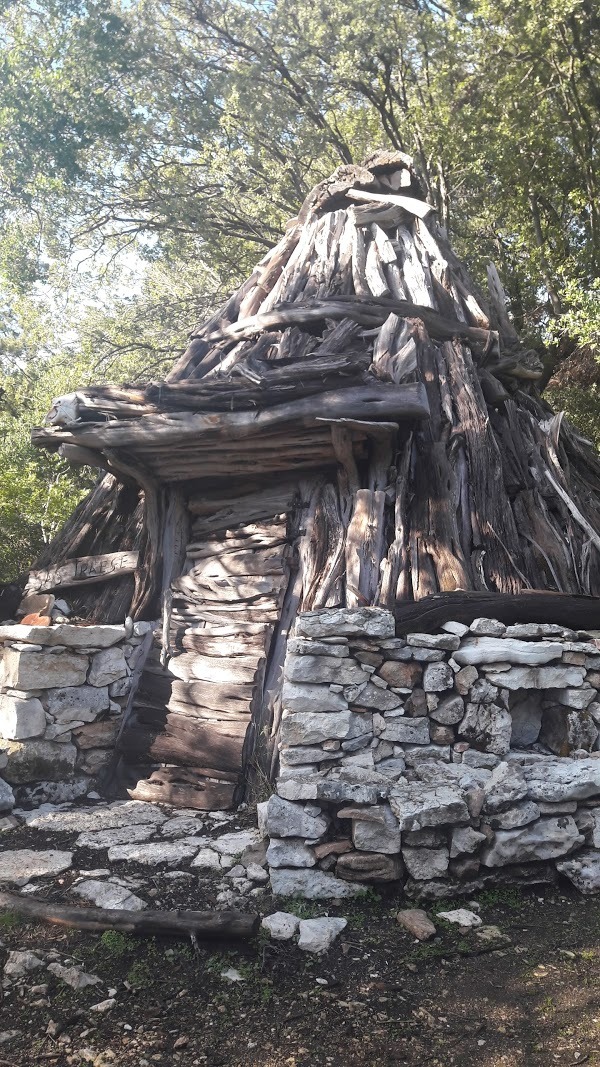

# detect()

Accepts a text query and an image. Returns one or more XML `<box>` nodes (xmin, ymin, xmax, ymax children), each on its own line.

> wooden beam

<box><xmin>0</xmin><ymin>891</ymin><xmax>258</xmax><ymax>939</ymax></box>
<box><xmin>24</xmin><ymin>551</ymin><xmax>139</xmax><ymax>594</ymax></box>
<box><xmin>395</xmin><ymin>590</ymin><xmax>600</xmax><ymax>634</ymax></box>
<box><xmin>32</xmin><ymin>383</ymin><xmax>430</xmax><ymax>452</ymax></box>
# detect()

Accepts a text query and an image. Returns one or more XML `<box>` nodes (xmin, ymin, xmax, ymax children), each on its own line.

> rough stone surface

<box><xmin>0</xmin><ymin>623</ymin><xmax>125</xmax><ymax>648</ymax></box>
<box><xmin>458</xmin><ymin>702</ymin><xmax>512</xmax><ymax>756</ymax></box>
<box><xmin>285</xmin><ymin>654</ymin><xmax>368</xmax><ymax>686</ymax></box>
<box><xmin>469</xmin><ymin>619</ymin><xmax>506</xmax><ymax>637</ymax></box>
<box><xmin>483</xmin><ymin>762</ymin><xmax>528</xmax><ymax>813</ymax></box>
<box><xmin>488</xmin><ymin>800</ymin><xmax>541</xmax><ymax>830</ymax></box>
<box><xmin>487</xmin><ymin>666</ymin><xmax>586</xmax><ymax>691</ymax></box>
<box><xmin>539</xmin><ymin>706</ymin><xmax>598</xmax><ymax>756</ymax></box>
<box><xmin>261</xmin><ymin>912</ymin><xmax>300</xmax><ymax>940</ymax></box>
<box><xmin>396</xmin><ymin>908</ymin><xmax>436</xmax><ymax>940</ymax></box>
<box><xmin>269</xmin><ymin>866</ymin><xmax>362</xmax><ymax>899</ymax></box>
<box><xmin>296</xmin><ymin>608</ymin><xmax>394</xmax><ymax>640</ymax></box>
<box><xmin>4</xmin><ymin>950</ymin><xmax>45</xmax><ymax>978</ymax></box>
<box><xmin>88</xmin><ymin>647</ymin><xmax>128</xmax><ymax>686</ymax></box>
<box><xmin>553</xmin><ymin>687</ymin><xmax>597</xmax><ymax>710</ymax></box>
<box><xmin>266</xmin><ymin>838</ymin><xmax>316</xmax><ymax>868</ymax></box>
<box><xmin>335</xmin><ymin>851</ymin><xmax>402</xmax><ymax>882</ymax></box>
<box><xmin>556</xmin><ymin>851</ymin><xmax>600</xmax><ymax>894</ymax></box>
<box><xmin>380</xmin><ymin>718</ymin><xmax>430</xmax><ymax>745</ymax></box>
<box><xmin>262</xmin><ymin>795</ymin><xmax>329</xmax><ymax>839</ymax></box>
<box><xmin>437</xmin><ymin>908</ymin><xmax>482</xmax><ymax>928</ymax></box>
<box><xmin>282</xmin><ymin>682</ymin><xmax>351</xmax><ymax>715</ymax></box>
<box><xmin>0</xmin><ymin>739</ymin><xmax>77</xmax><ymax>783</ymax></box>
<box><xmin>3</xmin><ymin>648</ymin><xmax>88</xmax><ymax>690</ymax></box>
<box><xmin>0</xmin><ymin>695</ymin><xmax>46</xmax><ymax>740</ymax></box>
<box><xmin>510</xmin><ymin>693</ymin><xmax>543</xmax><ymax>746</ymax></box>
<box><xmin>352</xmin><ymin>805</ymin><xmax>401</xmax><ymax>853</ymax></box>
<box><xmin>402</xmin><ymin>846</ymin><xmax>449</xmax><ymax>880</ymax></box>
<box><xmin>0</xmin><ymin>777</ymin><xmax>15</xmax><ymax>812</ymax></box>
<box><xmin>0</xmin><ymin>848</ymin><xmax>72</xmax><ymax>883</ymax></box>
<box><xmin>524</xmin><ymin>758</ymin><xmax>600</xmax><ymax>802</ymax></box>
<box><xmin>108</xmin><ymin>841</ymin><xmax>201</xmax><ymax>865</ymax></box>
<box><xmin>76</xmin><ymin>825</ymin><xmax>156</xmax><ymax>850</ymax></box>
<box><xmin>455</xmin><ymin>666</ymin><xmax>478</xmax><ymax>695</ymax></box>
<box><xmin>406</xmin><ymin>633</ymin><xmax>460</xmax><ymax>651</ymax></box>
<box><xmin>287</xmin><ymin>638</ymin><xmax>349</xmax><ymax>657</ymax></box>
<box><xmin>280</xmin><ymin>710</ymin><xmax>365</xmax><ymax>746</ymax></box>
<box><xmin>455</xmin><ymin>638</ymin><xmax>562</xmax><ymax>667</ymax></box>
<box><xmin>378</xmin><ymin>661</ymin><xmax>422</xmax><ymax>688</ymax></box>
<box><xmin>422</xmin><ymin>662</ymin><xmax>454</xmax><ymax>693</ymax></box>
<box><xmin>348</xmin><ymin>685</ymin><xmax>400</xmax><ymax>714</ymax></box>
<box><xmin>23</xmin><ymin>800</ymin><xmax>165</xmax><ymax>833</ymax></box>
<box><xmin>47</xmin><ymin>963</ymin><xmax>102</xmax><ymax>989</ymax></box>
<box><xmin>450</xmin><ymin>826</ymin><xmax>487</xmax><ymax>857</ymax></box>
<box><xmin>297</xmin><ymin>917</ymin><xmax>347</xmax><ymax>953</ymax></box>
<box><xmin>71</xmin><ymin>878</ymin><xmax>147</xmax><ymax>910</ymax></box>
<box><xmin>481</xmin><ymin>816</ymin><xmax>583</xmax><ymax>866</ymax></box>
<box><xmin>430</xmin><ymin>694</ymin><xmax>465</xmax><ymax>725</ymax></box>
<box><xmin>48</xmin><ymin>685</ymin><xmax>110</xmax><ymax>723</ymax></box>
<box><xmin>389</xmin><ymin>784</ymin><xmax>469</xmax><ymax>831</ymax></box>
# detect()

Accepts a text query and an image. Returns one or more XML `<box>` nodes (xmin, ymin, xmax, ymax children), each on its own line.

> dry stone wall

<box><xmin>0</xmin><ymin>621</ymin><xmax>153</xmax><ymax>807</ymax></box>
<box><xmin>260</xmin><ymin>607</ymin><xmax>600</xmax><ymax>899</ymax></box>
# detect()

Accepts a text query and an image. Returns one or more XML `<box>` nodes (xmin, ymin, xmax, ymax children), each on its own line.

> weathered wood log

<box><xmin>0</xmin><ymin>891</ymin><xmax>258</xmax><ymax>939</ymax></box>
<box><xmin>24</xmin><ymin>551</ymin><xmax>139</xmax><ymax>594</ymax></box>
<box><xmin>128</xmin><ymin>766</ymin><xmax>238</xmax><ymax>809</ymax></box>
<box><xmin>346</xmin><ymin>489</ymin><xmax>386</xmax><ymax>607</ymax></box>
<box><xmin>33</xmin><ymin>382</ymin><xmax>430</xmax><ymax>452</ymax></box>
<box><xmin>346</xmin><ymin>188</ymin><xmax>435</xmax><ymax>219</ymax></box>
<box><xmin>395</xmin><ymin>590</ymin><xmax>600</xmax><ymax>633</ymax></box>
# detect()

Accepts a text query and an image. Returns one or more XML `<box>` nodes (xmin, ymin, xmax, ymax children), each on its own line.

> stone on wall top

<box><xmin>295</xmin><ymin>607</ymin><xmax>395</xmax><ymax>640</ymax></box>
<box><xmin>0</xmin><ymin>624</ymin><xmax>126</xmax><ymax>649</ymax></box>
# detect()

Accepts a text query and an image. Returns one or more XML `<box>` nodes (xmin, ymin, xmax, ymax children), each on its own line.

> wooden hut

<box><xmin>26</xmin><ymin>150</ymin><xmax>600</xmax><ymax>809</ymax></box>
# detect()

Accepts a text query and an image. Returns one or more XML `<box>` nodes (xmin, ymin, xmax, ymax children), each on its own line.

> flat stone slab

<box><xmin>22</xmin><ymin>801</ymin><xmax>166</xmax><ymax>833</ymax></box>
<box><xmin>0</xmin><ymin>849</ymin><xmax>72</xmax><ymax>883</ymax></box>
<box><xmin>108</xmin><ymin>840</ymin><xmax>203</xmax><ymax>865</ymax></box>
<box><xmin>0</xmin><ymin>624</ymin><xmax>126</xmax><ymax>648</ymax></box>
<box><xmin>295</xmin><ymin>608</ymin><xmax>395</xmax><ymax>639</ymax></box>
<box><xmin>269</xmin><ymin>866</ymin><xmax>362</xmax><ymax>899</ymax></box>
<box><xmin>211</xmin><ymin>829</ymin><xmax>262</xmax><ymax>856</ymax></box>
<box><xmin>481</xmin><ymin>816</ymin><xmax>583</xmax><ymax>866</ymax></box>
<box><xmin>454</xmin><ymin>637</ymin><xmax>563</xmax><ymax>667</ymax></box>
<box><xmin>75</xmin><ymin>825</ymin><xmax>157</xmax><ymax>850</ymax></box>
<box><xmin>71</xmin><ymin>878</ymin><xmax>147</xmax><ymax>910</ymax></box>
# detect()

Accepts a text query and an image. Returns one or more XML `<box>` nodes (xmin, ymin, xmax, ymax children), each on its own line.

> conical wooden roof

<box><xmin>32</xmin><ymin>151</ymin><xmax>600</xmax><ymax>619</ymax></box>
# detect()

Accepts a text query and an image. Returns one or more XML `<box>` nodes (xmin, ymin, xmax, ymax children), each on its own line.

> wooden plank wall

<box><xmin>122</xmin><ymin>509</ymin><xmax>290</xmax><ymax>809</ymax></box>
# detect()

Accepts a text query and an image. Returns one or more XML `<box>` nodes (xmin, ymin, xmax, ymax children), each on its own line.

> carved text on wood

<box><xmin>25</xmin><ymin>551</ymin><xmax>139</xmax><ymax>594</ymax></box>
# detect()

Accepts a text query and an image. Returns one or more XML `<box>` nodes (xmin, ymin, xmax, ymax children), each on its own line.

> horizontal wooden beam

<box><xmin>25</xmin><ymin>551</ymin><xmax>139</xmax><ymax>594</ymax></box>
<box><xmin>395</xmin><ymin>590</ymin><xmax>600</xmax><ymax>634</ymax></box>
<box><xmin>32</xmin><ymin>382</ymin><xmax>429</xmax><ymax>452</ymax></box>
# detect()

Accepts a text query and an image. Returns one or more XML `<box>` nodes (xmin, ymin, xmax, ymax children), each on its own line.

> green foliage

<box><xmin>0</xmin><ymin>908</ymin><xmax>21</xmax><ymax>930</ymax></box>
<box><xmin>125</xmin><ymin>959</ymin><xmax>153</xmax><ymax>989</ymax></box>
<box><xmin>96</xmin><ymin>929</ymin><xmax>133</xmax><ymax>956</ymax></box>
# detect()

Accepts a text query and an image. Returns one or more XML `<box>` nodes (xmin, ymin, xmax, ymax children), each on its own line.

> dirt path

<box><xmin>2</xmin><ymin>883</ymin><xmax>600</xmax><ymax>1066</ymax></box>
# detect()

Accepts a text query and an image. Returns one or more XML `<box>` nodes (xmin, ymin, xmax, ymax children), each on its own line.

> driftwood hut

<box><xmin>24</xmin><ymin>150</ymin><xmax>600</xmax><ymax>810</ymax></box>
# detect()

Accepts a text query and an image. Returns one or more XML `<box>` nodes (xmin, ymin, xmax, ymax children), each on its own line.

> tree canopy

<box><xmin>0</xmin><ymin>0</ymin><xmax>599</xmax><ymax>578</ymax></box>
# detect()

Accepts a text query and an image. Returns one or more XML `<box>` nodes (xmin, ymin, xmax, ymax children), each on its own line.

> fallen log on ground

<box><xmin>0</xmin><ymin>892</ymin><xmax>259</xmax><ymax>939</ymax></box>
